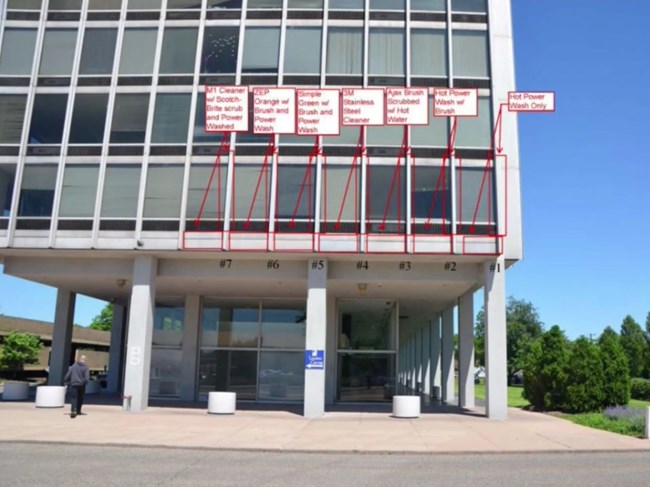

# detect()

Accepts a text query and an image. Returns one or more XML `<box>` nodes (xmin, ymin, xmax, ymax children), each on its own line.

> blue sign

<box><xmin>305</xmin><ymin>350</ymin><xmax>325</xmax><ymax>370</ymax></box>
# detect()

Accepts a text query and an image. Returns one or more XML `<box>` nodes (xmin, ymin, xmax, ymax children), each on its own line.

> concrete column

<box><xmin>123</xmin><ymin>256</ymin><xmax>157</xmax><ymax>412</ymax></box>
<box><xmin>410</xmin><ymin>337</ymin><xmax>416</xmax><ymax>392</ymax></box>
<box><xmin>107</xmin><ymin>304</ymin><xmax>126</xmax><ymax>393</ymax></box>
<box><xmin>484</xmin><ymin>257</ymin><xmax>507</xmax><ymax>420</ymax></box>
<box><xmin>430</xmin><ymin>315</ymin><xmax>441</xmax><ymax>399</ymax></box>
<box><xmin>48</xmin><ymin>290</ymin><xmax>76</xmax><ymax>385</ymax></box>
<box><xmin>325</xmin><ymin>294</ymin><xmax>337</xmax><ymax>405</ymax></box>
<box><xmin>458</xmin><ymin>291</ymin><xmax>475</xmax><ymax>409</ymax></box>
<box><xmin>422</xmin><ymin>322</ymin><xmax>431</xmax><ymax>396</ymax></box>
<box><xmin>415</xmin><ymin>328</ymin><xmax>422</xmax><ymax>394</ymax></box>
<box><xmin>441</xmin><ymin>307</ymin><xmax>455</xmax><ymax>404</ymax></box>
<box><xmin>304</xmin><ymin>259</ymin><xmax>327</xmax><ymax>418</ymax></box>
<box><xmin>180</xmin><ymin>295</ymin><xmax>200</xmax><ymax>401</ymax></box>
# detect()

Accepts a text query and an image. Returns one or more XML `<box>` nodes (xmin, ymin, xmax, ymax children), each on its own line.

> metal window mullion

<box><xmin>256</xmin><ymin>300</ymin><xmax>262</xmax><ymax>401</ymax></box>
<box><xmin>277</xmin><ymin>0</ymin><xmax>287</xmax><ymax>85</ymax></box>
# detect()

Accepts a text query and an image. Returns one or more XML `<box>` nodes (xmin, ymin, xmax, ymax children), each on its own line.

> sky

<box><xmin>1</xmin><ymin>0</ymin><xmax>649</xmax><ymax>338</ymax></box>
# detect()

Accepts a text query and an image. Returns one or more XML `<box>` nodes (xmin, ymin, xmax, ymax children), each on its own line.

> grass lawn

<box><xmin>565</xmin><ymin>412</ymin><xmax>645</xmax><ymax>438</ymax></box>
<box><xmin>473</xmin><ymin>382</ymin><xmax>530</xmax><ymax>408</ymax></box>
<box><xmin>629</xmin><ymin>398</ymin><xmax>650</xmax><ymax>408</ymax></box>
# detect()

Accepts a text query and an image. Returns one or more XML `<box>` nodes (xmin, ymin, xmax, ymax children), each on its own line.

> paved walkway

<box><xmin>1</xmin><ymin>398</ymin><xmax>649</xmax><ymax>454</ymax></box>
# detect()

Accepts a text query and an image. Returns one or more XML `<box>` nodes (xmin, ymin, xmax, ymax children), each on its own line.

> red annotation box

<box><xmin>296</xmin><ymin>89</ymin><xmax>341</xmax><ymax>136</ymax></box>
<box><xmin>205</xmin><ymin>85</ymin><xmax>249</xmax><ymax>133</ymax></box>
<box><xmin>385</xmin><ymin>87</ymin><xmax>429</xmax><ymax>126</ymax></box>
<box><xmin>508</xmin><ymin>91</ymin><xmax>555</xmax><ymax>112</ymax></box>
<box><xmin>433</xmin><ymin>88</ymin><xmax>478</xmax><ymax>117</ymax></box>
<box><xmin>341</xmin><ymin>88</ymin><xmax>385</xmax><ymax>126</ymax></box>
<box><xmin>253</xmin><ymin>88</ymin><xmax>297</xmax><ymax>134</ymax></box>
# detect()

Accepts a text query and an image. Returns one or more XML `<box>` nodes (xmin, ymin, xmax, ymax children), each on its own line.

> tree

<box><xmin>563</xmin><ymin>337</ymin><xmax>605</xmax><ymax>414</ymax></box>
<box><xmin>475</xmin><ymin>297</ymin><xmax>544</xmax><ymax>384</ymax></box>
<box><xmin>619</xmin><ymin>315</ymin><xmax>646</xmax><ymax>378</ymax></box>
<box><xmin>89</xmin><ymin>303</ymin><xmax>113</xmax><ymax>332</ymax></box>
<box><xmin>0</xmin><ymin>332</ymin><xmax>42</xmax><ymax>380</ymax></box>
<box><xmin>598</xmin><ymin>327</ymin><xmax>630</xmax><ymax>407</ymax></box>
<box><xmin>645</xmin><ymin>312</ymin><xmax>650</xmax><ymax>378</ymax></box>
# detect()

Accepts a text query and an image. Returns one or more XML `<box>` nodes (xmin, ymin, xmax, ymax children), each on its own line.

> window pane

<box><xmin>0</xmin><ymin>165</ymin><xmax>17</xmax><ymax>217</ymax></box>
<box><xmin>198</xmin><ymin>350</ymin><xmax>257</xmax><ymax>399</ymax></box>
<box><xmin>261</xmin><ymin>302</ymin><xmax>306</xmax><ymax>349</ymax></box>
<box><xmin>29</xmin><ymin>94</ymin><xmax>69</xmax><ymax>145</ymax></box>
<box><xmin>369</xmin><ymin>29</ymin><xmax>404</xmax><ymax>76</ymax></box>
<box><xmin>110</xmin><ymin>94</ymin><xmax>149</xmax><ymax>144</ymax></box>
<box><xmin>242</xmin><ymin>27</ymin><xmax>280</xmax><ymax>73</ymax></box>
<box><xmin>0</xmin><ymin>29</ymin><xmax>38</xmax><ymax>76</ymax></box>
<box><xmin>128</xmin><ymin>0</ymin><xmax>161</xmax><ymax>8</ymax></box>
<box><xmin>119</xmin><ymin>28</ymin><xmax>157</xmax><ymax>75</ymax></box>
<box><xmin>320</xmin><ymin>165</ymin><xmax>358</xmax><ymax>222</ymax></box>
<box><xmin>453</xmin><ymin>30</ymin><xmax>489</xmax><ymax>78</ymax></box>
<box><xmin>79</xmin><ymin>29</ymin><xmax>118</xmax><ymax>75</ymax></box>
<box><xmin>327</xmin><ymin>28</ymin><xmax>362</xmax><ymax>75</ymax></box>
<box><xmin>150</xmin><ymin>349</ymin><xmax>182</xmax><ymax>397</ymax></box>
<box><xmin>412</xmin><ymin>165</ymin><xmax>450</xmax><ymax>220</ymax></box>
<box><xmin>151</xmin><ymin>94</ymin><xmax>191</xmax><ymax>144</ymax></box>
<box><xmin>329</xmin><ymin>0</ymin><xmax>363</xmax><ymax>8</ymax></box>
<box><xmin>101</xmin><ymin>165</ymin><xmax>141</xmax><ymax>218</ymax></box>
<box><xmin>457</xmin><ymin>167</ymin><xmax>494</xmax><ymax>223</ymax></box>
<box><xmin>207</xmin><ymin>0</ymin><xmax>242</xmax><ymax>9</ymax></box>
<box><xmin>367</xmin><ymin>165</ymin><xmax>406</xmax><ymax>221</ymax></box>
<box><xmin>322</xmin><ymin>125</ymin><xmax>359</xmax><ymax>146</ymax></box>
<box><xmin>248</xmin><ymin>0</ymin><xmax>282</xmax><ymax>7</ymax></box>
<box><xmin>143</xmin><ymin>164</ymin><xmax>184</xmax><ymax>218</ymax></box>
<box><xmin>167</xmin><ymin>0</ymin><xmax>202</xmax><ymax>7</ymax></box>
<box><xmin>18</xmin><ymin>165</ymin><xmax>57</xmax><ymax>217</ymax></box>
<box><xmin>69</xmin><ymin>94</ymin><xmax>109</xmax><ymax>144</ymax></box>
<box><xmin>276</xmin><ymin>165</ymin><xmax>316</xmax><ymax>220</ymax></box>
<box><xmin>7</xmin><ymin>0</ymin><xmax>42</xmax><ymax>9</ymax></box>
<box><xmin>160</xmin><ymin>28</ymin><xmax>198</xmax><ymax>74</ymax></box>
<box><xmin>367</xmin><ymin>125</ymin><xmax>403</xmax><ymax>146</ymax></box>
<box><xmin>259</xmin><ymin>352</ymin><xmax>304</xmax><ymax>401</ymax></box>
<box><xmin>187</xmin><ymin>163</ymin><xmax>228</xmax><ymax>221</ymax></box>
<box><xmin>284</xmin><ymin>27</ymin><xmax>321</xmax><ymax>74</ymax></box>
<box><xmin>49</xmin><ymin>0</ymin><xmax>82</xmax><ymax>9</ymax></box>
<box><xmin>411</xmin><ymin>30</ymin><xmax>447</xmax><ymax>77</ymax></box>
<box><xmin>39</xmin><ymin>29</ymin><xmax>77</xmax><ymax>76</ymax></box>
<box><xmin>0</xmin><ymin>95</ymin><xmax>28</xmax><ymax>144</ymax></box>
<box><xmin>452</xmin><ymin>0</ymin><xmax>487</xmax><ymax>12</ymax></box>
<box><xmin>340</xmin><ymin>302</ymin><xmax>396</xmax><ymax>350</ymax></box>
<box><xmin>338</xmin><ymin>353</ymin><xmax>395</xmax><ymax>402</ymax></box>
<box><xmin>201</xmin><ymin>27</ymin><xmax>239</xmax><ymax>74</ymax></box>
<box><xmin>456</xmin><ymin>97</ymin><xmax>491</xmax><ymax>147</ymax></box>
<box><xmin>370</xmin><ymin>0</ymin><xmax>404</xmax><ymax>9</ymax></box>
<box><xmin>412</xmin><ymin>0</ymin><xmax>446</xmax><ymax>10</ymax></box>
<box><xmin>411</xmin><ymin>96</ymin><xmax>448</xmax><ymax>146</ymax></box>
<box><xmin>288</xmin><ymin>0</ymin><xmax>322</xmax><ymax>7</ymax></box>
<box><xmin>153</xmin><ymin>303</ymin><xmax>184</xmax><ymax>346</ymax></box>
<box><xmin>88</xmin><ymin>0</ymin><xmax>123</xmax><ymax>10</ymax></box>
<box><xmin>232</xmin><ymin>165</ymin><xmax>271</xmax><ymax>221</ymax></box>
<box><xmin>201</xmin><ymin>301</ymin><xmax>259</xmax><ymax>348</ymax></box>
<box><xmin>193</xmin><ymin>93</ymin><xmax>226</xmax><ymax>144</ymax></box>
<box><xmin>59</xmin><ymin>165</ymin><xmax>99</xmax><ymax>218</ymax></box>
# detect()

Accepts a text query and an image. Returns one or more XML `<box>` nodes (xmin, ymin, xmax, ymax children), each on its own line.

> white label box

<box><xmin>296</xmin><ymin>89</ymin><xmax>341</xmax><ymax>136</ymax></box>
<box><xmin>253</xmin><ymin>88</ymin><xmax>297</xmax><ymax>134</ymax></box>
<box><xmin>205</xmin><ymin>85</ymin><xmax>249</xmax><ymax>132</ymax></box>
<box><xmin>341</xmin><ymin>88</ymin><xmax>385</xmax><ymax>126</ymax></box>
<box><xmin>508</xmin><ymin>91</ymin><xmax>555</xmax><ymax>112</ymax></box>
<box><xmin>386</xmin><ymin>88</ymin><xmax>429</xmax><ymax>125</ymax></box>
<box><xmin>433</xmin><ymin>88</ymin><xmax>478</xmax><ymax>117</ymax></box>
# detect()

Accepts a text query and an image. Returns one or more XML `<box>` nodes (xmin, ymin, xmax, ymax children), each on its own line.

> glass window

<box><xmin>259</xmin><ymin>352</ymin><xmax>304</xmax><ymax>401</ymax></box>
<box><xmin>88</xmin><ymin>0</ymin><xmax>123</xmax><ymax>9</ymax></box>
<box><xmin>367</xmin><ymin>125</ymin><xmax>403</xmax><ymax>146</ymax></box>
<box><xmin>153</xmin><ymin>302</ymin><xmax>184</xmax><ymax>346</ymax></box>
<box><xmin>119</xmin><ymin>28</ymin><xmax>158</xmax><ymax>75</ymax></box>
<box><xmin>412</xmin><ymin>165</ymin><xmax>450</xmax><ymax>220</ymax></box>
<box><xmin>198</xmin><ymin>350</ymin><xmax>257</xmax><ymax>399</ymax></box>
<box><xmin>247</xmin><ymin>0</ymin><xmax>282</xmax><ymax>7</ymax></box>
<box><xmin>276</xmin><ymin>165</ymin><xmax>316</xmax><ymax>220</ymax></box>
<box><xmin>150</xmin><ymin>348</ymin><xmax>182</xmax><ymax>397</ymax></box>
<box><xmin>288</xmin><ymin>0</ymin><xmax>322</xmax><ymax>7</ymax></box>
<box><xmin>143</xmin><ymin>164</ymin><xmax>184</xmax><ymax>218</ymax></box>
<box><xmin>39</xmin><ymin>29</ymin><xmax>77</xmax><ymax>76</ymax></box>
<box><xmin>167</xmin><ymin>0</ymin><xmax>202</xmax><ymax>7</ymax></box>
<box><xmin>69</xmin><ymin>94</ymin><xmax>109</xmax><ymax>145</ymax></box>
<box><xmin>411</xmin><ymin>30</ymin><xmax>447</xmax><ymax>77</ymax></box>
<box><xmin>18</xmin><ymin>165</ymin><xmax>57</xmax><ymax>217</ymax></box>
<box><xmin>242</xmin><ymin>27</ymin><xmax>280</xmax><ymax>73</ymax></box>
<box><xmin>151</xmin><ymin>94</ymin><xmax>191</xmax><ymax>144</ymax></box>
<box><xmin>0</xmin><ymin>165</ymin><xmax>17</xmax><ymax>217</ymax></box>
<box><xmin>261</xmin><ymin>302</ymin><xmax>306</xmax><ymax>349</ymax></box>
<box><xmin>369</xmin><ymin>29</ymin><xmax>405</xmax><ymax>76</ymax></box>
<box><xmin>0</xmin><ymin>29</ymin><xmax>38</xmax><ymax>76</ymax></box>
<box><xmin>7</xmin><ymin>0</ymin><xmax>42</xmax><ymax>9</ymax></box>
<box><xmin>128</xmin><ymin>0</ymin><xmax>161</xmax><ymax>8</ymax></box>
<box><xmin>452</xmin><ymin>30</ymin><xmax>489</xmax><ymax>78</ymax></box>
<box><xmin>284</xmin><ymin>27</ymin><xmax>322</xmax><ymax>74</ymax></box>
<box><xmin>160</xmin><ymin>28</ymin><xmax>198</xmax><ymax>75</ymax></box>
<box><xmin>201</xmin><ymin>27</ymin><xmax>239</xmax><ymax>74</ymax></box>
<box><xmin>79</xmin><ymin>29</ymin><xmax>118</xmax><ymax>75</ymax></box>
<box><xmin>201</xmin><ymin>301</ymin><xmax>259</xmax><ymax>348</ymax></box>
<box><xmin>193</xmin><ymin>93</ymin><xmax>226</xmax><ymax>144</ymax></box>
<box><xmin>411</xmin><ymin>96</ymin><xmax>448</xmax><ymax>146</ymax></box>
<box><xmin>337</xmin><ymin>353</ymin><xmax>395</xmax><ymax>402</ymax></box>
<box><xmin>0</xmin><ymin>95</ymin><xmax>28</xmax><ymax>144</ymax></box>
<box><xmin>58</xmin><ymin>165</ymin><xmax>99</xmax><ymax>218</ymax></box>
<box><xmin>456</xmin><ymin>97</ymin><xmax>491</xmax><ymax>147</ymax></box>
<box><xmin>322</xmin><ymin>125</ymin><xmax>360</xmax><ymax>146</ymax></box>
<box><xmin>110</xmin><ymin>94</ymin><xmax>149</xmax><ymax>144</ymax></box>
<box><xmin>457</xmin><ymin>166</ymin><xmax>494</xmax><ymax>223</ymax></box>
<box><xmin>412</xmin><ymin>0</ymin><xmax>446</xmax><ymax>10</ymax></box>
<box><xmin>232</xmin><ymin>165</ymin><xmax>271</xmax><ymax>221</ymax></box>
<box><xmin>340</xmin><ymin>301</ymin><xmax>396</xmax><ymax>350</ymax></box>
<box><xmin>101</xmin><ymin>165</ymin><xmax>141</xmax><ymax>218</ymax></box>
<box><xmin>207</xmin><ymin>0</ymin><xmax>242</xmax><ymax>9</ymax></box>
<box><xmin>187</xmin><ymin>163</ymin><xmax>228</xmax><ymax>221</ymax></box>
<box><xmin>326</xmin><ymin>28</ymin><xmax>363</xmax><ymax>75</ymax></box>
<box><xmin>49</xmin><ymin>0</ymin><xmax>82</xmax><ymax>9</ymax></box>
<box><xmin>367</xmin><ymin>165</ymin><xmax>406</xmax><ymax>222</ymax></box>
<box><xmin>28</xmin><ymin>94</ymin><xmax>69</xmax><ymax>145</ymax></box>
<box><xmin>452</xmin><ymin>0</ymin><xmax>487</xmax><ymax>12</ymax></box>
<box><xmin>320</xmin><ymin>164</ymin><xmax>359</xmax><ymax>223</ymax></box>
<box><xmin>329</xmin><ymin>0</ymin><xmax>363</xmax><ymax>8</ymax></box>
<box><xmin>370</xmin><ymin>0</ymin><xmax>404</xmax><ymax>9</ymax></box>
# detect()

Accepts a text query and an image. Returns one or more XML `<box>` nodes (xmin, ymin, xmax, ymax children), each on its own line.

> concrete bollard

<box><xmin>645</xmin><ymin>407</ymin><xmax>649</xmax><ymax>440</ymax></box>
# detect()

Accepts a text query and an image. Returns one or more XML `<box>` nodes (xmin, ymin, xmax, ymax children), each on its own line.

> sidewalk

<box><xmin>1</xmin><ymin>400</ymin><xmax>649</xmax><ymax>454</ymax></box>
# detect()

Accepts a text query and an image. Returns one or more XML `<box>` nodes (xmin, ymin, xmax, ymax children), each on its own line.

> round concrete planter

<box><xmin>2</xmin><ymin>382</ymin><xmax>30</xmax><ymax>401</ymax></box>
<box><xmin>35</xmin><ymin>385</ymin><xmax>66</xmax><ymax>408</ymax></box>
<box><xmin>85</xmin><ymin>380</ymin><xmax>101</xmax><ymax>395</ymax></box>
<box><xmin>207</xmin><ymin>392</ymin><xmax>236</xmax><ymax>415</ymax></box>
<box><xmin>392</xmin><ymin>395</ymin><xmax>420</xmax><ymax>418</ymax></box>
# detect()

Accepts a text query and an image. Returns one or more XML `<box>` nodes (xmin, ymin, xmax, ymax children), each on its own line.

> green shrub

<box><xmin>563</xmin><ymin>337</ymin><xmax>605</xmax><ymax>413</ymax></box>
<box><xmin>631</xmin><ymin>378</ymin><xmax>650</xmax><ymax>401</ymax></box>
<box><xmin>598</xmin><ymin>327</ymin><xmax>631</xmax><ymax>407</ymax></box>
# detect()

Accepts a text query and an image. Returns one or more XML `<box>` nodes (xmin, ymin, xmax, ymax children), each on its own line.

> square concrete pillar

<box><xmin>107</xmin><ymin>304</ymin><xmax>126</xmax><ymax>393</ymax></box>
<box><xmin>458</xmin><ymin>291</ymin><xmax>475</xmax><ymax>409</ymax></box>
<box><xmin>422</xmin><ymin>322</ymin><xmax>431</xmax><ymax>396</ymax></box>
<box><xmin>484</xmin><ymin>257</ymin><xmax>507</xmax><ymax>420</ymax></box>
<box><xmin>48</xmin><ymin>290</ymin><xmax>76</xmax><ymax>385</ymax></box>
<box><xmin>430</xmin><ymin>315</ymin><xmax>441</xmax><ymax>399</ymax></box>
<box><xmin>325</xmin><ymin>294</ymin><xmax>337</xmax><ymax>405</ymax></box>
<box><xmin>441</xmin><ymin>307</ymin><xmax>455</xmax><ymax>403</ymax></box>
<box><xmin>304</xmin><ymin>259</ymin><xmax>327</xmax><ymax>418</ymax></box>
<box><xmin>123</xmin><ymin>256</ymin><xmax>157</xmax><ymax>412</ymax></box>
<box><xmin>415</xmin><ymin>327</ymin><xmax>423</xmax><ymax>394</ymax></box>
<box><xmin>180</xmin><ymin>295</ymin><xmax>200</xmax><ymax>401</ymax></box>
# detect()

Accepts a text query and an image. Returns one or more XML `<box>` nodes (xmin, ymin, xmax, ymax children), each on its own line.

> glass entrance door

<box><xmin>336</xmin><ymin>300</ymin><xmax>397</xmax><ymax>402</ymax></box>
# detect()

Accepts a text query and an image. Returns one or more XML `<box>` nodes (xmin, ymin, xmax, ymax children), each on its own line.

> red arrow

<box><xmin>494</xmin><ymin>103</ymin><xmax>507</xmax><ymax>154</ymax></box>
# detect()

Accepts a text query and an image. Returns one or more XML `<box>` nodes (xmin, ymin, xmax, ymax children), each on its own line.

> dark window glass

<box><xmin>59</xmin><ymin>164</ymin><xmax>99</xmax><ymax>218</ymax></box>
<box><xmin>320</xmin><ymin>163</ymin><xmax>359</xmax><ymax>223</ymax></box>
<box><xmin>452</xmin><ymin>0</ymin><xmax>487</xmax><ymax>12</ymax></box>
<box><xmin>207</xmin><ymin>0</ymin><xmax>242</xmax><ymax>8</ymax></box>
<box><xmin>101</xmin><ymin>165</ymin><xmax>141</xmax><ymax>218</ymax></box>
<box><xmin>370</xmin><ymin>0</ymin><xmax>404</xmax><ymax>9</ymax></box>
<box><xmin>151</xmin><ymin>94</ymin><xmax>191</xmax><ymax>144</ymax></box>
<box><xmin>0</xmin><ymin>29</ymin><xmax>38</xmax><ymax>76</ymax></box>
<box><xmin>258</xmin><ymin>352</ymin><xmax>304</xmax><ymax>401</ymax></box>
<box><xmin>276</xmin><ymin>165</ymin><xmax>316</xmax><ymax>220</ymax></box>
<box><xmin>232</xmin><ymin>165</ymin><xmax>271</xmax><ymax>221</ymax></box>
<box><xmin>242</xmin><ymin>27</ymin><xmax>280</xmax><ymax>73</ymax></box>
<box><xmin>329</xmin><ymin>0</ymin><xmax>363</xmax><ymax>8</ymax></box>
<box><xmin>79</xmin><ymin>29</ymin><xmax>118</xmax><ymax>75</ymax></box>
<box><xmin>29</xmin><ymin>94</ymin><xmax>69</xmax><ymax>145</ymax></box>
<box><xmin>49</xmin><ymin>0</ymin><xmax>82</xmax><ymax>10</ymax></box>
<box><xmin>167</xmin><ymin>0</ymin><xmax>202</xmax><ymax>8</ymax></box>
<box><xmin>198</xmin><ymin>350</ymin><xmax>257</xmax><ymax>399</ymax></box>
<box><xmin>412</xmin><ymin>165</ymin><xmax>451</xmax><ymax>220</ymax></box>
<box><xmin>150</xmin><ymin>348</ymin><xmax>182</xmax><ymax>397</ymax></box>
<box><xmin>18</xmin><ymin>165</ymin><xmax>57</xmax><ymax>217</ymax></box>
<box><xmin>337</xmin><ymin>353</ymin><xmax>395</xmax><ymax>402</ymax></box>
<box><xmin>201</xmin><ymin>27</ymin><xmax>239</xmax><ymax>74</ymax></box>
<box><xmin>143</xmin><ymin>164</ymin><xmax>184</xmax><ymax>218</ymax></box>
<box><xmin>367</xmin><ymin>165</ymin><xmax>406</xmax><ymax>221</ymax></box>
<box><xmin>288</xmin><ymin>0</ymin><xmax>322</xmax><ymax>7</ymax></box>
<box><xmin>110</xmin><ymin>94</ymin><xmax>149</xmax><ymax>144</ymax></box>
<box><xmin>284</xmin><ymin>27</ymin><xmax>322</xmax><ymax>74</ymax></box>
<box><xmin>412</xmin><ymin>0</ymin><xmax>445</xmax><ymax>10</ymax></box>
<box><xmin>119</xmin><ymin>28</ymin><xmax>157</xmax><ymax>75</ymax></box>
<box><xmin>0</xmin><ymin>165</ymin><xmax>17</xmax><ymax>217</ymax></box>
<box><xmin>153</xmin><ymin>303</ymin><xmax>184</xmax><ymax>345</ymax></box>
<box><xmin>186</xmin><ymin>163</ymin><xmax>228</xmax><ymax>221</ymax></box>
<box><xmin>247</xmin><ymin>0</ymin><xmax>282</xmax><ymax>7</ymax></box>
<box><xmin>260</xmin><ymin>303</ymin><xmax>306</xmax><ymax>349</ymax></box>
<box><xmin>201</xmin><ymin>302</ymin><xmax>260</xmax><ymax>348</ymax></box>
<box><xmin>39</xmin><ymin>29</ymin><xmax>78</xmax><ymax>76</ymax></box>
<box><xmin>69</xmin><ymin>94</ymin><xmax>109</xmax><ymax>144</ymax></box>
<box><xmin>0</xmin><ymin>95</ymin><xmax>28</xmax><ymax>144</ymax></box>
<box><xmin>160</xmin><ymin>28</ymin><xmax>198</xmax><ymax>74</ymax></box>
<box><xmin>457</xmin><ymin>166</ymin><xmax>495</xmax><ymax>223</ymax></box>
<box><xmin>7</xmin><ymin>0</ymin><xmax>42</xmax><ymax>9</ymax></box>
<box><xmin>128</xmin><ymin>0</ymin><xmax>161</xmax><ymax>9</ymax></box>
<box><xmin>88</xmin><ymin>0</ymin><xmax>123</xmax><ymax>9</ymax></box>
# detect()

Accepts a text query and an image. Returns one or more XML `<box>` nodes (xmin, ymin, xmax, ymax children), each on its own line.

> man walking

<box><xmin>64</xmin><ymin>355</ymin><xmax>90</xmax><ymax>418</ymax></box>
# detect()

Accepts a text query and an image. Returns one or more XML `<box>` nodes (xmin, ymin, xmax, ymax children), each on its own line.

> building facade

<box><xmin>0</xmin><ymin>0</ymin><xmax>521</xmax><ymax>419</ymax></box>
